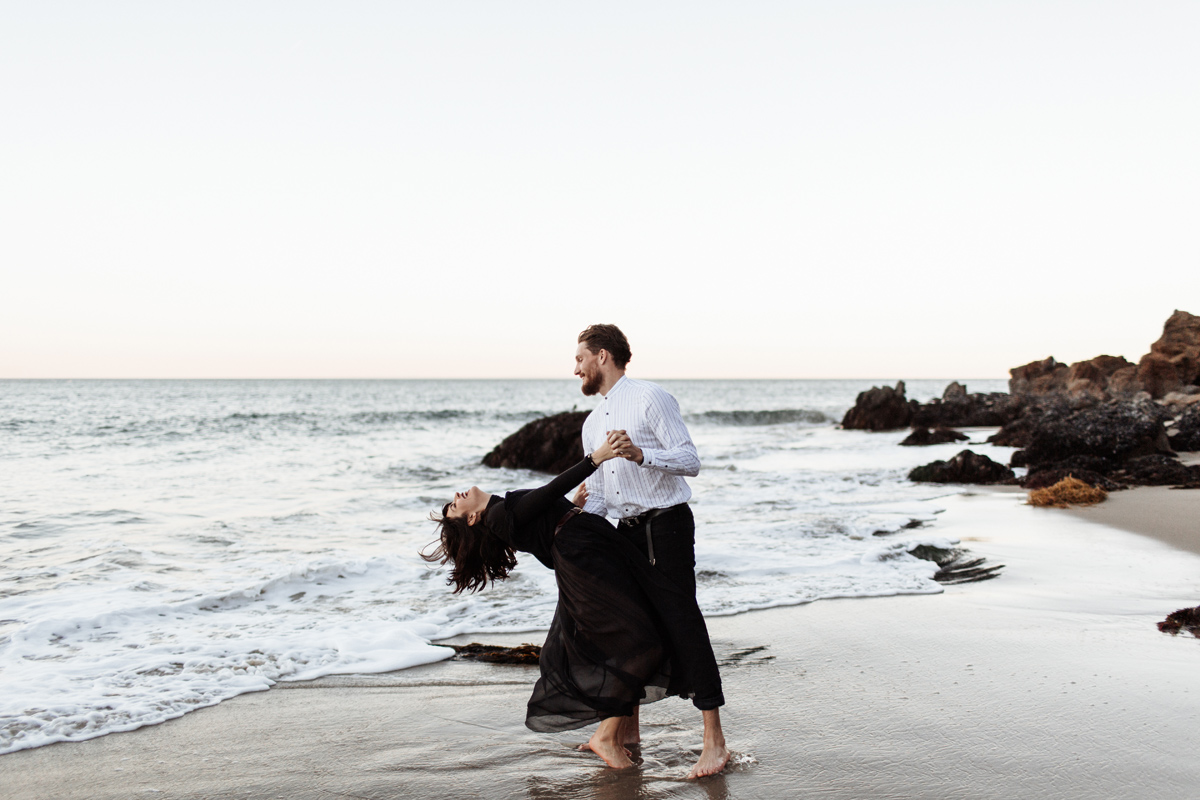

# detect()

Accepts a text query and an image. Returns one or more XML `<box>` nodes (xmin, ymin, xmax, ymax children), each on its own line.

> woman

<box><xmin>425</xmin><ymin>437</ymin><xmax>689</xmax><ymax>769</ymax></box>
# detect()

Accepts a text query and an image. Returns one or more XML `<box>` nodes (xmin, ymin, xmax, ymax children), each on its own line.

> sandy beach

<box><xmin>3</xmin><ymin>486</ymin><xmax>1199</xmax><ymax>799</ymax></box>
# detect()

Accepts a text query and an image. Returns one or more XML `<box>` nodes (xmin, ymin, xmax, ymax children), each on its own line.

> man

<box><xmin>571</xmin><ymin>323</ymin><xmax>730</xmax><ymax>779</ymax></box>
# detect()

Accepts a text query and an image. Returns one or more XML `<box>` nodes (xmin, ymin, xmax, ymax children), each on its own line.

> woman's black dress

<box><xmin>484</xmin><ymin>457</ymin><xmax>716</xmax><ymax>733</ymax></box>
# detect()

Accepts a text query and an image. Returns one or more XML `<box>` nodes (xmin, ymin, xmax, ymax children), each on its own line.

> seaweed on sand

<box><xmin>909</xmin><ymin>544</ymin><xmax>1005</xmax><ymax>585</ymax></box>
<box><xmin>450</xmin><ymin>643</ymin><xmax>541</xmax><ymax>664</ymax></box>
<box><xmin>1158</xmin><ymin>607</ymin><xmax>1200</xmax><ymax>637</ymax></box>
<box><xmin>1027</xmin><ymin>476</ymin><xmax>1108</xmax><ymax>508</ymax></box>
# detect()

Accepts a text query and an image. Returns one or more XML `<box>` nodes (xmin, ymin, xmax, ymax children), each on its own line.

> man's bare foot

<box><xmin>687</xmin><ymin>741</ymin><xmax>730</xmax><ymax>779</ymax></box>
<box><xmin>577</xmin><ymin>717</ymin><xmax>634</xmax><ymax>769</ymax></box>
<box><xmin>687</xmin><ymin>708</ymin><xmax>730</xmax><ymax>779</ymax></box>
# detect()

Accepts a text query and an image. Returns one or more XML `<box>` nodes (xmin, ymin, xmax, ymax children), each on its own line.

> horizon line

<box><xmin>0</xmin><ymin>375</ymin><xmax>1011</xmax><ymax>382</ymax></box>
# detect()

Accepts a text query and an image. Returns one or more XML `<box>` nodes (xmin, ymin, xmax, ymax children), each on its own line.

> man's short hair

<box><xmin>578</xmin><ymin>324</ymin><xmax>632</xmax><ymax>369</ymax></box>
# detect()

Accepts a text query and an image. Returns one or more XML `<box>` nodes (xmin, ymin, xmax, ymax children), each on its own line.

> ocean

<box><xmin>0</xmin><ymin>378</ymin><xmax>1012</xmax><ymax>754</ymax></box>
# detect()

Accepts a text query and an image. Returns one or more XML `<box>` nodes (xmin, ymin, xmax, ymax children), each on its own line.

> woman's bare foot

<box><xmin>578</xmin><ymin>737</ymin><xmax>634</xmax><ymax>769</ymax></box>
<box><xmin>618</xmin><ymin>708</ymin><xmax>641</xmax><ymax>745</ymax></box>
<box><xmin>686</xmin><ymin>708</ymin><xmax>730</xmax><ymax>779</ymax></box>
<box><xmin>578</xmin><ymin>717</ymin><xmax>634</xmax><ymax>769</ymax></box>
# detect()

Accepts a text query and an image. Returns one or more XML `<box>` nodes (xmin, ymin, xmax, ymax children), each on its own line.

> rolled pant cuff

<box><xmin>692</xmin><ymin>692</ymin><xmax>725</xmax><ymax>711</ymax></box>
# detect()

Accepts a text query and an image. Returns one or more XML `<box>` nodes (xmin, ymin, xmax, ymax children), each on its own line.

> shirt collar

<box><xmin>602</xmin><ymin>374</ymin><xmax>628</xmax><ymax>400</ymax></box>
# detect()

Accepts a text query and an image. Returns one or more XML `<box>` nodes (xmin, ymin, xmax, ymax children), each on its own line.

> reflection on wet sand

<box><xmin>526</xmin><ymin>744</ymin><xmax>733</xmax><ymax>800</ymax></box>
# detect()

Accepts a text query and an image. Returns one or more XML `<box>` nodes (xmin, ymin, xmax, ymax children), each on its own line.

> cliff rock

<box><xmin>1147</xmin><ymin>309</ymin><xmax>1200</xmax><ymax>391</ymax></box>
<box><xmin>1137</xmin><ymin>352</ymin><xmax>1182</xmax><ymax>399</ymax></box>
<box><xmin>1009</xmin><ymin>357</ymin><xmax>1068</xmax><ymax>397</ymax></box>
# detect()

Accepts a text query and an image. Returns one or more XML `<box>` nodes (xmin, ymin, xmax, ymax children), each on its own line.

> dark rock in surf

<box><xmin>912</xmin><ymin>383</ymin><xmax>1023</xmax><ymax>428</ymax></box>
<box><xmin>1107</xmin><ymin>454</ymin><xmax>1200</xmax><ymax>487</ymax></box>
<box><xmin>1024</xmin><ymin>454</ymin><xmax>1118</xmax><ymax>480</ymax></box>
<box><xmin>899</xmin><ymin>427</ymin><xmax>969</xmax><ymax>446</ymax></box>
<box><xmin>1021</xmin><ymin>468</ymin><xmax>1123</xmax><ymax>492</ymax></box>
<box><xmin>1014</xmin><ymin>400</ymin><xmax>1173</xmax><ymax>469</ymax></box>
<box><xmin>841</xmin><ymin>382</ymin><xmax>916</xmax><ymax>431</ymax></box>
<box><xmin>987</xmin><ymin>411</ymin><xmax>1039</xmax><ymax>448</ymax></box>
<box><xmin>1171</xmin><ymin>404</ymin><xmax>1200</xmax><ymax>452</ymax></box>
<box><xmin>908</xmin><ymin>450</ymin><xmax>1015</xmax><ymax>484</ymax></box>
<box><xmin>482</xmin><ymin>411</ymin><xmax>588</xmax><ymax>474</ymax></box>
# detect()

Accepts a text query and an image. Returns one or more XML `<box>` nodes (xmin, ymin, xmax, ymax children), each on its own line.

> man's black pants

<box><xmin>617</xmin><ymin>503</ymin><xmax>725</xmax><ymax>711</ymax></box>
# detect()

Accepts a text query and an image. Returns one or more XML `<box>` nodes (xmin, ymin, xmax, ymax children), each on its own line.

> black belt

<box><xmin>554</xmin><ymin>507</ymin><xmax>581</xmax><ymax>537</ymax></box>
<box><xmin>618</xmin><ymin>503</ymin><xmax>685</xmax><ymax>566</ymax></box>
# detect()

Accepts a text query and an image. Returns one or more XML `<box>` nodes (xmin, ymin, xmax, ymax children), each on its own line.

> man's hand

<box><xmin>607</xmin><ymin>429</ymin><xmax>643</xmax><ymax>465</ymax></box>
<box><xmin>572</xmin><ymin>483</ymin><xmax>588</xmax><ymax>508</ymax></box>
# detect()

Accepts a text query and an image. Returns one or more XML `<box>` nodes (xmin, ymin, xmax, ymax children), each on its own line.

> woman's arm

<box><xmin>511</xmin><ymin>439</ymin><xmax>616</xmax><ymax>525</ymax></box>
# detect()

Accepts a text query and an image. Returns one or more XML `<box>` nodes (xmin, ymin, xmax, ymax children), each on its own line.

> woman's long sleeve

<box><xmin>510</xmin><ymin>458</ymin><xmax>597</xmax><ymax>527</ymax></box>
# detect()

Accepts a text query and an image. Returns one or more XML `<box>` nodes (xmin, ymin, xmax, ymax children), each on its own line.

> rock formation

<box><xmin>1140</xmin><ymin>309</ymin><xmax>1200</xmax><ymax>396</ymax></box>
<box><xmin>1009</xmin><ymin>310</ymin><xmax>1200</xmax><ymax>403</ymax></box>
<box><xmin>1009</xmin><ymin>355</ymin><xmax>1137</xmax><ymax>405</ymax></box>
<box><xmin>1108</xmin><ymin>454</ymin><xmax>1200</xmax><ymax>487</ymax></box>
<box><xmin>1009</xmin><ymin>357</ymin><xmax>1069</xmax><ymax>397</ymax></box>
<box><xmin>1007</xmin><ymin>400</ymin><xmax>1200</xmax><ymax>487</ymax></box>
<box><xmin>908</xmin><ymin>450</ymin><xmax>1015</xmax><ymax>484</ymax></box>
<box><xmin>841</xmin><ymin>382</ymin><xmax>915</xmax><ymax>431</ymax></box>
<box><xmin>1012</xmin><ymin>401</ymin><xmax>1173</xmax><ymax>467</ymax></box>
<box><xmin>985</xmin><ymin>401</ymin><xmax>1070</xmax><ymax>448</ymax></box>
<box><xmin>908</xmin><ymin>381</ymin><xmax>1022</xmax><ymax>428</ymax></box>
<box><xmin>1171</xmin><ymin>404</ymin><xmax>1200</xmax><ymax>452</ymax></box>
<box><xmin>1023</xmin><ymin>467</ymin><xmax>1122</xmax><ymax>492</ymax></box>
<box><xmin>899</xmin><ymin>427</ymin><xmax>969</xmax><ymax>446</ymax></box>
<box><xmin>481</xmin><ymin>411</ymin><xmax>588</xmax><ymax>474</ymax></box>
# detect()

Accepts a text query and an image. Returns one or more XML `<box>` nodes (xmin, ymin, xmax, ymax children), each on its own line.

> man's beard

<box><xmin>580</xmin><ymin>371</ymin><xmax>602</xmax><ymax>396</ymax></box>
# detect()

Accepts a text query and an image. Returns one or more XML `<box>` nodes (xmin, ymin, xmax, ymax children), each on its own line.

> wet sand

<box><xmin>4</xmin><ymin>489</ymin><xmax>1200</xmax><ymax>799</ymax></box>
<box><xmin>1064</xmin><ymin>486</ymin><xmax>1200</xmax><ymax>556</ymax></box>
<box><xmin>1061</xmin><ymin>453</ymin><xmax>1200</xmax><ymax>556</ymax></box>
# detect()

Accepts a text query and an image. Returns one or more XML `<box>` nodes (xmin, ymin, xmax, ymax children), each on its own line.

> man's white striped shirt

<box><xmin>581</xmin><ymin>376</ymin><xmax>700</xmax><ymax>519</ymax></box>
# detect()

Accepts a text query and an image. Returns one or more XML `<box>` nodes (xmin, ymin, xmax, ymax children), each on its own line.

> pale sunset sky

<box><xmin>2</xmin><ymin>2</ymin><xmax>1197</xmax><ymax>379</ymax></box>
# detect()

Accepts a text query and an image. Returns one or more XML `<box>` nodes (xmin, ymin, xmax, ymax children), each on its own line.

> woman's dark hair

<box><xmin>423</xmin><ymin>503</ymin><xmax>517</xmax><ymax>594</ymax></box>
<box><xmin>578</xmin><ymin>324</ymin><xmax>632</xmax><ymax>369</ymax></box>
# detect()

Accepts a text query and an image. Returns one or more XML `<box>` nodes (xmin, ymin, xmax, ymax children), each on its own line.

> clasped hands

<box><xmin>605</xmin><ymin>429</ymin><xmax>643</xmax><ymax>465</ymax></box>
<box><xmin>572</xmin><ymin>429</ymin><xmax>642</xmax><ymax>507</ymax></box>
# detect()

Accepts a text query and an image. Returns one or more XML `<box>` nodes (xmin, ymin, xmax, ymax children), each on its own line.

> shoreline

<box><xmin>4</xmin><ymin>487</ymin><xmax>1200</xmax><ymax>799</ymax></box>
<box><xmin>1064</xmin><ymin>485</ymin><xmax>1200</xmax><ymax>557</ymax></box>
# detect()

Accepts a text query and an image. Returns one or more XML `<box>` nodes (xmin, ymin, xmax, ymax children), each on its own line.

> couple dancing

<box><xmin>427</xmin><ymin>324</ymin><xmax>731</xmax><ymax>779</ymax></box>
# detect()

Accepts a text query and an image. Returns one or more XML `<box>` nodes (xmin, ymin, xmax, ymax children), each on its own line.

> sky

<box><xmin>2</xmin><ymin>1</ymin><xmax>1197</xmax><ymax>379</ymax></box>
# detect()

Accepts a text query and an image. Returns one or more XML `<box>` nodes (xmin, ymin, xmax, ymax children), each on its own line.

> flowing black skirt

<box><xmin>524</xmin><ymin>513</ymin><xmax>674</xmax><ymax>732</ymax></box>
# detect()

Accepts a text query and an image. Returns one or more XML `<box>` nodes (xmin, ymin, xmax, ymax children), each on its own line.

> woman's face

<box><xmin>446</xmin><ymin>486</ymin><xmax>490</xmax><ymax>522</ymax></box>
